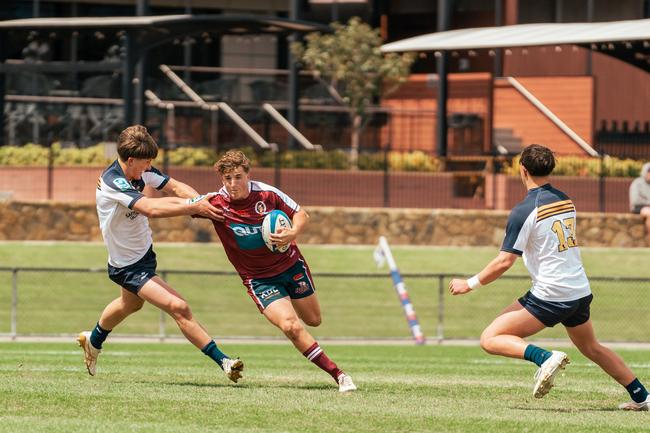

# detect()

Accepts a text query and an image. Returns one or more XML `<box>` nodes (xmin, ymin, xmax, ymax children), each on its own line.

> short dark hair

<box><xmin>215</xmin><ymin>150</ymin><xmax>251</xmax><ymax>174</ymax></box>
<box><xmin>117</xmin><ymin>125</ymin><xmax>158</xmax><ymax>161</ymax></box>
<box><xmin>519</xmin><ymin>144</ymin><xmax>555</xmax><ymax>176</ymax></box>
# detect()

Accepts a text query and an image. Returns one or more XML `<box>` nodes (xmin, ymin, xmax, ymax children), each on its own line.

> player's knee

<box><xmin>169</xmin><ymin>299</ymin><xmax>192</xmax><ymax>321</ymax></box>
<box><xmin>279</xmin><ymin>318</ymin><xmax>303</xmax><ymax>340</ymax></box>
<box><xmin>121</xmin><ymin>298</ymin><xmax>143</xmax><ymax>314</ymax></box>
<box><xmin>577</xmin><ymin>342</ymin><xmax>602</xmax><ymax>360</ymax></box>
<box><xmin>303</xmin><ymin>314</ymin><xmax>321</xmax><ymax>327</ymax></box>
<box><xmin>129</xmin><ymin>301</ymin><xmax>144</xmax><ymax>313</ymax></box>
<box><xmin>479</xmin><ymin>332</ymin><xmax>496</xmax><ymax>354</ymax></box>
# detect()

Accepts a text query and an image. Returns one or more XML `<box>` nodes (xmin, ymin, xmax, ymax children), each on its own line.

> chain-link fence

<box><xmin>1</xmin><ymin>267</ymin><xmax>647</xmax><ymax>342</ymax></box>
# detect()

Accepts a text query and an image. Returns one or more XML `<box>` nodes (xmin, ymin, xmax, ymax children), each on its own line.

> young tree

<box><xmin>292</xmin><ymin>17</ymin><xmax>415</xmax><ymax>168</ymax></box>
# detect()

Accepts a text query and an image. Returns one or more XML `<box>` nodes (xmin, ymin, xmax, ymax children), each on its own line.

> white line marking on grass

<box><xmin>0</xmin><ymin>349</ymin><xmax>167</xmax><ymax>357</ymax></box>
<box><xmin>470</xmin><ymin>358</ymin><xmax>650</xmax><ymax>369</ymax></box>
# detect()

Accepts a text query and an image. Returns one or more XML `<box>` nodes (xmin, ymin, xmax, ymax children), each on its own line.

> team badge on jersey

<box><xmin>255</xmin><ymin>201</ymin><xmax>267</xmax><ymax>215</ymax></box>
<box><xmin>113</xmin><ymin>177</ymin><xmax>131</xmax><ymax>191</ymax></box>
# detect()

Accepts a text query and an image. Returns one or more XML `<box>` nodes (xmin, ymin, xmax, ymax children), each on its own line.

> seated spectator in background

<box><xmin>629</xmin><ymin>162</ymin><xmax>650</xmax><ymax>244</ymax></box>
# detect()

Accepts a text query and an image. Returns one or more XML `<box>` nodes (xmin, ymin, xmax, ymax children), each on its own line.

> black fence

<box><xmin>2</xmin><ymin>83</ymin><xmax>650</xmax><ymax>212</ymax></box>
<box><xmin>1</xmin><ymin>267</ymin><xmax>647</xmax><ymax>343</ymax></box>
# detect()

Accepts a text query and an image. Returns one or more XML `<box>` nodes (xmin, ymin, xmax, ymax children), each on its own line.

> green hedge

<box><xmin>0</xmin><ymin>143</ymin><xmax>643</xmax><ymax>177</ymax></box>
<box><xmin>0</xmin><ymin>143</ymin><xmax>112</xmax><ymax>166</ymax></box>
<box><xmin>501</xmin><ymin>155</ymin><xmax>644</xmax><ymax>178</ymax></box>
<box><xmin>0</xmin><ymin>143</ymin><xmax>443</xmax><ymax>173</ymax></box>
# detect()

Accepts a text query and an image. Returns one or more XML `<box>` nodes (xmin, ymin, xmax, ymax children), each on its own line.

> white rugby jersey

<box><xmin>501</xmin><ymin>184</ymin><xmax>591</xmax><ymax>302</ymax></box>
<box><xmin>96</xmin><ymin>160</ymin><xmax>169</xmax><ymax>268</ymax></box>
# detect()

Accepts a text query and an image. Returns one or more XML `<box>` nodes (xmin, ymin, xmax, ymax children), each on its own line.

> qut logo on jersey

<box><xmin>231</xmin><ymin>225</ymin><xmax>262</xmax><ymax>236</ymax></box>
<box><xmin>229</xmin><ymin>223</ymin><xmax>265</xmax><ymax>250</ymax></box>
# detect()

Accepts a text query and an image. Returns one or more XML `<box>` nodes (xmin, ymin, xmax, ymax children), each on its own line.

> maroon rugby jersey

<box><xmin>209</xmin><ymin>181</ymin><xmax>302</xmax><ymax>280</ymax></box>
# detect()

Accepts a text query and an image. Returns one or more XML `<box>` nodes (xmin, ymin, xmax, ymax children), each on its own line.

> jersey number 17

<box><xmin>551</xmin><ymin>217</ymin><xmax>577</xmax><ymax>252</ymax></box>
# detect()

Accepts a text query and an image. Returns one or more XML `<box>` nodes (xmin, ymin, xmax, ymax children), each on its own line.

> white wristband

<box><xmin>467</xmin><ymin>275</ymin><xmax>482</xmax><ymax>290</ymax></box>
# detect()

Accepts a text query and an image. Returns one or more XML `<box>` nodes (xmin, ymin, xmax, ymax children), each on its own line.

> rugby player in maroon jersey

<box><xmin>208</xmin><ymin>150</ymin><xmax>356</xmax><ymax>393</ymax></box>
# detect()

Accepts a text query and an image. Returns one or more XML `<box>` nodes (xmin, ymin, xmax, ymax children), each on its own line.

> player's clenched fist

<box><xmin>448</xmin><ymin>278</ymin><xmax>472</xmax><ymax>296</ymax></box>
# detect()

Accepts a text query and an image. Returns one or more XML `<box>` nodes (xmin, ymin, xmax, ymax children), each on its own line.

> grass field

<box><xmin>1</xmin><ymin>243</ymin><xmax>650</xmax><ymax>432</ymax></box>
<box><xmin>0</xmin><ymin>243</ymin><xmax>649</xmax><ymax>341</ymax></box>
<box><xmin>1</xmin><ymin>342</ymin><xmax>649</xmax><ymax>433</ymax></box>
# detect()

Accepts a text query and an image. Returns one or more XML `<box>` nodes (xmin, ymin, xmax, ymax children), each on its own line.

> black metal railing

<box><xmin>1</xmin><ymin>267</ymin><xmax>647</xmax><ymax>343</ymax></box>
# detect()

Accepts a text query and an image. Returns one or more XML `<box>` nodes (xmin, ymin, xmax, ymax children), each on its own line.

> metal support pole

<box><xmin>555</xmin><ymin>0</ymin><xmax>563</xmax><ymax>22</ymax></box>
<box><xmin>11</xmin><ymin>269</ymin><xmax>18</xmax><ymax>340</ymax></box>
<box><xmin>135</xmin><ymin>55</ymin><xmax>148</xmax><ymax>126</ymax></box>
<box><xmin>47</xmin><ymin>134</ymin><xmax>53</xmax><ymax>200</ymax></box>
<box><xmin>122</xmin><ymin>32</ymin><xmax>135</xmax><ymax>128</ymax></box>
<box><xmin>210</xmin><ymin>105</ymin><xmax>219</xmax><ymax>151</ymax></box>
<box><xmin>288</xmin><ymin>0</ymin><xmax>301</xmax><ymax>149</ymax></box>
<box><xmin>494</xmin><ymin>0</ymin><xmax>503</xmax><ymax>78</ymax></box>
<box><xmin>183</xmin><ymin>1</ymin><xmax>192</xmax><ymax>84</ymax></box>
<box><xmin>383</xmin><ymin>112</ymin><xmax>391</xmax><ymax>207</ymax></box>
<box><xmin>437</xmin><ymin>275</ymin><xmax>445</xmax><ymax>341</ymax></box>
<box><xmin>274</xmin><ymin>148</ymin><xmax>281</xmax><ymax>189</ymax></box>
<box><xmin>586</xmin><ymin>0</ymin><xmax>594</xmax><ymax>75</ymax></box>
<box><xmin>436</xmin><ymin>0</ymin><xmax>450</xmax><ymax>157</ymax></box>
<box><xmin>134</xmin><ymin>0</ymin><xmax>150</xmax><ymax>126</ymax></box>
<box><xmin>599</xmin><ymin>152</ymin><xmax>605</xmax><ymax>212</ymax></box>
<box><xmin>0</xmin><ymin>34</ymin><xmax>5</xmax><ymax>146</ymax></box>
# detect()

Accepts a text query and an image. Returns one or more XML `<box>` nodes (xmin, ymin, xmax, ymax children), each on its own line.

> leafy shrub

<box><xmin>1</xmin><ymin>143</ymin><xmax>643</xmax><ymax>177</ymax></box>
<box><xmin>0</xmin><ymin>143</ymin><xmax>50</xmax><ymax>166</ymax></box>
<box><xmin>501</xmin><ymin>155</ymin><xmax>644</xmax><ymax>178</ymax></box>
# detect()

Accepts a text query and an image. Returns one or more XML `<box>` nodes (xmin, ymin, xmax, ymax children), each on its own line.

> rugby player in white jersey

<box><xmin>77</xmin><ymin>125</ymin><xmax>243</xmax><ymax>383</ymax></box>
<box><xmin>449</xmin><ymin>144</ymin><xmax>649</xmax><ymax>410</ymax></box>
<box><xmin>206</xmin><ymin>150</ymin><xmax>356</xmax><ymax>392</ymax></box>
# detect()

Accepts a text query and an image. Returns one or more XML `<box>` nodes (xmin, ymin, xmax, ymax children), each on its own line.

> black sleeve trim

<box><xmin>128</xmin><ymin>195</ymin><xmax>144</xmax><ymax>210</ymax></box>
<box><xmin>156</xmin><ymin>176</ymin><xmax>170</xmax><ymax>190</ymax></box>
<box><xmin>500</xmin><ymin>247</ymin><xmax>523</xmax><ymax>256</ymax></box>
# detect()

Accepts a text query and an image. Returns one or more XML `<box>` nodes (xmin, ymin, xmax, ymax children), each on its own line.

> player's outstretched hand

<box><xmin>449</xmin><ymin>278</ymin><xmax>472</xmax><ymax>296</ymax></box>
<box><xmin>269</xmin><ymin>227</ymin><xmax>296</xmax><ymax>247</ymax></box>
<box><xmin>189</xmin><ymin>193</ymin><xmax>224</xmax><ymax>222</ymax></box>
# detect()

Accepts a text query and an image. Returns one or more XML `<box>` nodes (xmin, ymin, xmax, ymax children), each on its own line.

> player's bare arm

<box><xmin>133</xmin><ymin>195</ymin><xmax>223</xmax><ymax>220</ymax></box>
<box><xmin>269</xmin><ymin>208</ymin><xmax>310</xmax><ymax>247</ymax></box>
<box><xmin>161</xmin><ymin>177</ymin><xmax>200</xmax><ymax>199</ymax></box>
<box><xmin>449</xmin><ymin>251</ymin><xmax>518</xmax><ymax>296</ymax></box>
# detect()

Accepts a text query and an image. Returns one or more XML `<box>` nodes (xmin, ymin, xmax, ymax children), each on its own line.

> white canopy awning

<box><xmin>381</xmin><ymin>18</ymin><xmax>650</xmax><ymax>52</ymax></box>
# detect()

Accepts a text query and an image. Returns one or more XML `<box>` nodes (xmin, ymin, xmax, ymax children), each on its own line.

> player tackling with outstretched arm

<box><xmin>78</xmin><ymin>125</ymin><xmax>243</xmax><ymax>383</ymax></box>
<box><xmin>207</xmin><ymin>150</ymin><xmax>356</xmax><ymax>392</ymax></box>
<box><xmin>449</xmin><ymin>144</ymin><xmax>649</xmax><ymax>410</ymax></box>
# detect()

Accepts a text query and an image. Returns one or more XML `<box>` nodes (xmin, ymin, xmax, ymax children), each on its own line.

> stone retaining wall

<box><xmin>0</xmin><ymin>201</ymin><xmax>646</xmax><ymax>247</ymax></box>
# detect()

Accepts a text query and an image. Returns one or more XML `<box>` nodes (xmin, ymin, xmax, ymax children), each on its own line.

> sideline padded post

<box><xmin>374</xmin><ymin>236</ymin><xmax>425</xmax><ymax>345</ymax></box>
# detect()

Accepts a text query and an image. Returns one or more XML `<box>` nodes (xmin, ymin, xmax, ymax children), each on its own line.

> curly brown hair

<box><xmin>215</xmin><ymin>150</ymin><xmax>251</xmax><ymax>174</ymax></box>
<box><xmin>117</xmin><ymin>125</ymin><xmax>158</xmax><ymax>161</ymax></box>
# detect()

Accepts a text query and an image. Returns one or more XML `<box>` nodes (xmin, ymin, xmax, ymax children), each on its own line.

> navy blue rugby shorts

<box><xmin>107</xmin><ymin>246</ymin><xmax>157</xmax><ymax>294</ymax></box>
<box><xmin>518</xmin><ymin>291</ymin><xmax>593</xmax><ymax>328</ymax></box>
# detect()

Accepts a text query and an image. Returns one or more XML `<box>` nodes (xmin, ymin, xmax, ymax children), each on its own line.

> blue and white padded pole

<box><xmin>374</xmin><ymin>236</ymin><xmax>426</xmax><ymax>345</ymax></box>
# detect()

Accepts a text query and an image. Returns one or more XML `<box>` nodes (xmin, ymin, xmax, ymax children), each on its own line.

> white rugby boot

<box><xmin>76</xmin><ymin>331</ymin><xmax>101</xmax><ymax>376</ymax></box>
<box><xmin>618</xmin><ymin>395</ymin><xmax>650</xmax><ymax>411</ymax></box>
<box><xmin>533</xmin><ymin>350</ymin><xmax>569</xmax><ymax>398</ymax></box>
<box><xmin>337</xmin><ymin>373</ymin><xmax>357</xmax><ymax>393</ymax></box>
<box><xmin>222</xmin><ymin>358</ymin><xmax>244</xmax><ymax>383</ymax></box>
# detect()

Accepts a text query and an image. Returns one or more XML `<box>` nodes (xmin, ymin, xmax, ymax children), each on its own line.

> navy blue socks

<box><xmin>90</xmin><ymin>322</ymin><xmax>111</xmax><ymax>349</ymax></box>
<box><xmin>524</xmin><ymin>344</ymin><xmax>552</xmax><ymax>367</ymax></box>
<box><xmin>201</xmin><ymin>340</ymin><xmax>229</xmax><ymax>368</ymax></box>
<box><xmin>625</xmin><ymin>378</ymin><xmax>649</xmax><ymax>403</ymax></box>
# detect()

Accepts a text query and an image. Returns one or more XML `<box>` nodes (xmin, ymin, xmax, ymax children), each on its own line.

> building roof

<box><xmin>382</xmin><ymin>18</ymin><xmax>650</xmax><ymax>72</ymax></box>
<box><xmin>0</xmin><ymin>14</ymin><xmax>328</xmax><ymax>53</ymax></box>
<box><xmin>0</xmin><ymin>14</ymin><xmax>325</xmax><ymax>34</ymax></box>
